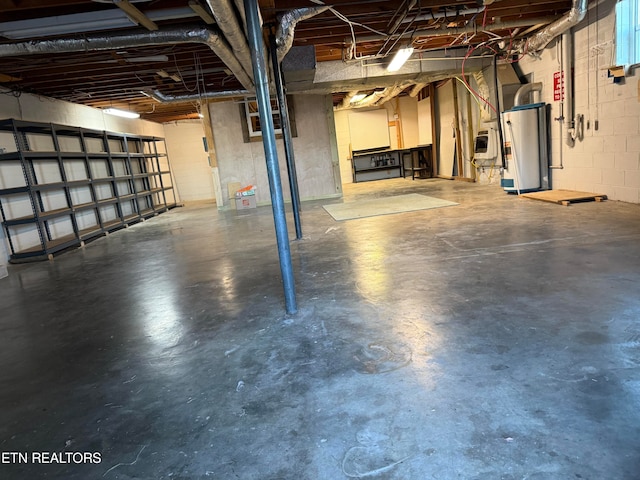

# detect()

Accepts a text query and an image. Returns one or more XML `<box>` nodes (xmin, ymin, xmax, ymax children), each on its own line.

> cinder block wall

<box><xmin>518</xmin><ymin>0</ymin><xmax>639</xmax><ymax>203</ymax></box>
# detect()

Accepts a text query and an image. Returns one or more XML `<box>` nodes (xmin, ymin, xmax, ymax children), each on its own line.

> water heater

<box><xmin>500</xmin><ymin>103</ymin><xmax>548</xmax><ymax>193</ymax></box>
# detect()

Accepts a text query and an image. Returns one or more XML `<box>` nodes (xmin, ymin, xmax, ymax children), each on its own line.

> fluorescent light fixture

<box><xmin>350</xmin><ymin>93</ymin><xmax>367</xmax><ymax>103</ymax></box>
<box><xmin>104</xmin><ymin>108</ymin><xmax>140</xmax><ymax>119</ymax></box>
<box><xmin>169</xmin><ymin>74</ymin><xmax>182</xmax><ymax>83</ymax></box>
<box><xmin>387</xmin><ymin>46</ymin><xmax>414</xmax><ymax>72</ymax></box>
<box><xmin>156</xmin><ymin>70</ymin><xmax>170</xmax><ymax>78</ymax></box>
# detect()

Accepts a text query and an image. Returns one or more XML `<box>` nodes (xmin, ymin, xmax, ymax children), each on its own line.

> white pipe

<box><xmin>562</xmin><ymin>32</ymin><xmax>576</xmax><ymax>147</ymax></box>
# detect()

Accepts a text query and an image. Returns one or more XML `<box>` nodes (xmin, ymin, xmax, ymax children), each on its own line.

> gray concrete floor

<box><xmin>1</xmin><ymin>178</ymin><xmax>639</xmax><ymax>479</ymax></box>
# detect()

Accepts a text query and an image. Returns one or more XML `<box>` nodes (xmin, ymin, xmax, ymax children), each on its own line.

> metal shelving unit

<box><xmin>0</xmin><ymin>119</ymin><xmax>176</xmax><ymax>262</ymax></box>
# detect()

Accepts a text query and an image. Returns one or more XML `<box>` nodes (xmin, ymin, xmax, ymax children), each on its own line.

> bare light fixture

<box><xmin>104</xmin><ymin>107</ymin><xmax>140</xmax><ymax>119</ymax></box>
<box><xmin>387</xmin><ymin>46</ymin><xmax>414</xmax><ymax>72</ymax></box>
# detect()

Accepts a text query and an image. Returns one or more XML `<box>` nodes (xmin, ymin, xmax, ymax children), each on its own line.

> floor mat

<box><xmin>323</xmin><ymin>193</ymin><xmax>458</xmax><ymax>221</ymax></box>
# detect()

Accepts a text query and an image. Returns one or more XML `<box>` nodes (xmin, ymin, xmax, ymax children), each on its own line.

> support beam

<box><xmin>244</xmin><ymin>0</ymin><xmax>297</xmax><ymax>314</ymax></box>
<box><xmin>269</xmin><ymin>32</ymin><xmax>302</xmax><ymax>240</ymax></box>
<box><xmin>199</xmin><ymin>100</ymin><xmax>225</xmax><ymax>206</ymax></box>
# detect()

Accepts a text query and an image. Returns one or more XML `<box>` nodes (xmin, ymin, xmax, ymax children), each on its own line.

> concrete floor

<box><xmin>1</xmin><ymin>178</ymin><xmax>639</xmax><ymax>479</ymax></box>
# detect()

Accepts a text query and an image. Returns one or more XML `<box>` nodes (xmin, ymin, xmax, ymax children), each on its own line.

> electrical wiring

<box><xmin>460</xmin><ymin>45</ymin><xmax>497</xmax><ymax>114</ymax></box>
<box><xmin>454</xmin><ymin>76</ymin><xmax>483</xmax><ymax>110</ymax></box>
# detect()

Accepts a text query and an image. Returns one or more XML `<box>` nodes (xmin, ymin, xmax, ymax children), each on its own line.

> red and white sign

<box><xmin>553</xmin><ymin>71</ymin><xmax>564</xmax><ymax>101</ymax></box>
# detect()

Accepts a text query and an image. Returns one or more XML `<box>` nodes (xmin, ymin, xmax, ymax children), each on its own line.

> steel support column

<box><xmin>269</xmin><ymin>33</ymin><xmax>302</xmax><ymax>240</ymax></box>
<box><xmin>244</xmin><ymin>0</ymin><xmax>297</xmax><ymax>314</ymax></box>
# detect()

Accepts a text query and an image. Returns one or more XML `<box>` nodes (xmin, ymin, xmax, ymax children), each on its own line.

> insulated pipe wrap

<box><xmin>518</xmin><ymin>0</ymin><xmax>587</xmax><ymax>53</ymax></box>
<box><xmin>0</xmin><ymin>25</ymin><xmax>255</xmax><ymax>90</ymax></box>
<box><xmin>276</xmin><ymin>6</ymin><xmax>330</xmax><ymax>62</ymax></box>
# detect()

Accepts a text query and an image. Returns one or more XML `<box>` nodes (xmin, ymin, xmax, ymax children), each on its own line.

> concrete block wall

<box><xmin>517</xmin><ymin>0</ymin><xmax>640</xmax><ymax>203</ymax></box>
<box><xmin>210</xmin><ymin>94</ymin><xmax>340</xmax><ymax>206</ymax></box>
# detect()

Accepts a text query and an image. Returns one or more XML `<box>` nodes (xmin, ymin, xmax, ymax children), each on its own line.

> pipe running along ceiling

<box><xmin>0</xmin><ymin>0</ymin><xmax>581</xmax><ymax>122</ymax></box>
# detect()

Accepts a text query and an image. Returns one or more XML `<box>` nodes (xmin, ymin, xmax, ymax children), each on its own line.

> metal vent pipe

<box><xmin>205</xmin><ymin>0</ymin><xmax>253</xmax><ymax>82</ymax></box>
<box><xmin>516</xmin><ymin>0</ymin><xmax>587</xmax><ymax>53</ymax></box>
<box><xmin>514</xmin><ymin>82</ymin><xmax>542</xmax><ymax>106</ymax></box>
<box><xmin>0</xmin><ymin>25</ymin><xmax>255</xmax><ymax>90</ymax></box>
<box><xmin>276</xmin><ymin>6</ymin><xmax>330</xmax><ymax>61</ymax></box>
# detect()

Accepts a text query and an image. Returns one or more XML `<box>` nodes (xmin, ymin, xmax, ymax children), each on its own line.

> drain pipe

<box><xmin>562</xmin><ymin>32</ymin><xmax>576</xmax><ymax>148</ymax></box>
<box><xmin>0</xmin><ymin>25</ymin><xmax>254</xmax><ymax>91</ymax></box>
<box><xmin>514</xmin><ymin>82</ymin><xmax>542</xmax><ymax>106</ymax></box>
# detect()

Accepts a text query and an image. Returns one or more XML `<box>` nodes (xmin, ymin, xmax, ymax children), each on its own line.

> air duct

<box><xmin>516</xmin><ymin>0</ymin><xmax>587</xmax><ymax>53</ymax></box>
<box><xmin>142</xmin><ymin>88</ymin><xmax>249</xmax><ymax>103</ymax></box>
<box><xmin>0</xmin><ymin>25</ymin><xmax>254</xmax><ymax>91</ymax></box>
<box><xmin>205</xmin><ymin>1</ymin><xmax>253</xmax><ymax>82</ymax></box>
<box><xmin>276</xmin><ymin>7</ymin><xmax>330</xmax><ymax>62</ymax></box>
<box><xmin>342</xmin><ymin>81</ymin><xmax>414</xmax><ymax>109</ymax></box>
<box><xmin>514</xmin><ymin>82</ymin><xmax>542</xmax><ymax>106</ymax></box>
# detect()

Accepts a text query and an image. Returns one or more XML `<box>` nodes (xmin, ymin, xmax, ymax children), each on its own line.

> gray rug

<box><xmin>323</xmin><ymin>193</ymin><xmax>458</xmax><ymax>221</ymax></box>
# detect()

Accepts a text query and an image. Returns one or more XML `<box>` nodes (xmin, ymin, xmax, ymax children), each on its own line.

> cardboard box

<box><xmin>235</xmin><ymin>194</ymin><xmax>256</xmax><ymax>210</ymax></box>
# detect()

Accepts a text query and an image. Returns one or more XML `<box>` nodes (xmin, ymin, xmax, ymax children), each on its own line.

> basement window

<box><xmin>245</xmin><ymin>97</ymin><xmax>282</xmax><ymax>137</ymax></box>
<box><xmin>616</xmin><ymin>0</ymin><xmax>640</xmax><ymax>66</ymax></box>
<box><xmin>239</xmin><ymin>96</ymin><xmax>297</xmax><ymax>143</ymax></box>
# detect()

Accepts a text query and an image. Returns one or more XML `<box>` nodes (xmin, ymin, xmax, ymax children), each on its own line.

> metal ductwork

<box><xmin>276</xmin><ymin>6</ymin><xmax>330</xmax><ymax>62</ymax></box>
<box><xmin>514</xmin><ymin>82</ymin><xmax>542</xmax><ymax>106</ymax></box>
<box><xmin>0</xmin><ymin>25</ymin><xmax>255</xmax><ymax>91</ymax></box>
<box><xmin>517</xmin><ymin>0</ymin><xmax>587</xmax><ymax>53</ymax></box>
<box><xmin>343</xmin><ymin>81</ymin><xmax>414</xmax><ymax>109</ymax></box>
<box><xmin>205</xmin><ymin>0</ymin><xmax>253</xmax><ymax>82</ymax></box>
<box><xmin>142</xmin><ymin>88</ymin><xmax>249</xmax><ymax>103</ymax></box>
<box><xmin>404</xmin><ymin>6</ymin><xmax>485</xmax><ymax>24</ymax></box>
<box><xmin>409</xmin><ymin>82</ymin><xmax>427</xmax><ymax>97</ymax></box>
<box><xmin>347</xmin><ymin>90</ymin><xmax>388</xmax><ymax>109</ymax></box>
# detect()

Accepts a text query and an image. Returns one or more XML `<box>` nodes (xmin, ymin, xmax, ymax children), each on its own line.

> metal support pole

<box><xmin>244</xmin><ymin>0</ymin><xmax>297</xmax><ymax>314</ymax></box>
<box><xmin>269</xmin><ymin>32</ymin><xmax>303</xmax><ymax>240</ymax></box>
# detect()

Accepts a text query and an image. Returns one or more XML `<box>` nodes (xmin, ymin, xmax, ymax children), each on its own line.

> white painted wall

<box><xmin>209</xmin><ymin>94</ymin><xmax>340</xmax><ymax>206</ymax></box>
<box><xmin>0</xmin><ymin>88</ymin><xmax>164</xmax><ymax>137</ymax></box>
<box><xmin>437</xmin><ymin>81</ymin><xmax>457</xmax><ymax>177</ymax></box>
<box><xmin>333</xmin><ymin>95</ymin><xmax>421</xmax><ymax>184</ymax></box>
<box><xmin>517</xmin><ymin>0</ymin><xmax>639</xmax><ymax>203</ymax></box>
<box><xmin>0</xmin><ymin>89</ymin><xmax>166</xmax><ymax>267</ymax></box>
<box><xmin>163</xmin><ymin>120</ymin><xmax>215</xmax><ymax>203</ymax></box>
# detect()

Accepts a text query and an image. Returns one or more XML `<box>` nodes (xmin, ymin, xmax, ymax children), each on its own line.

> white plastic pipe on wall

<box><xmin>562</xmin><ymin>32</ymin><xmax>576</xmax><ymax>148</ymax></box>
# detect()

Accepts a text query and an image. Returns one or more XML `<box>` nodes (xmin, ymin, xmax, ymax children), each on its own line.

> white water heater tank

<box><xmin>501</xmin><ymin>103</ymin><xmax>547</xmax><ymax>193</ymax></box>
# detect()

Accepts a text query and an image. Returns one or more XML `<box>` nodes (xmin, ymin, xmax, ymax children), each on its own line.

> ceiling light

<box><xmin>125</xmin><ymin>55</ymin><xmax>169</xmax><ymax>63</ymax></box>
<box><xmin>188</xmin><ymin>0</ymin><xmax>215</xmax><ymax>24</ymax></box>
<box><xmin>169</xmin><ymin>74</ymin><xmax>182</xmax><ymax>83</ymax></box>
<box><xmin>104</xmin><ymin>108</ymin><xmax>140</xmax><ymax>119</ymax></box>
<box><xmin>156</xmin><ymin>70</ymin><xmax>170</xmax><ymax>78</ymax></box>
<box><xmin>387</xmin><ymin>46</ymin><xmax>414</xmax><ymax>72</ymax></box>
<box><xmin>350</xmin><ymin>93</ymin><xmax>367</xmax><ymax>103</ymax></box>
